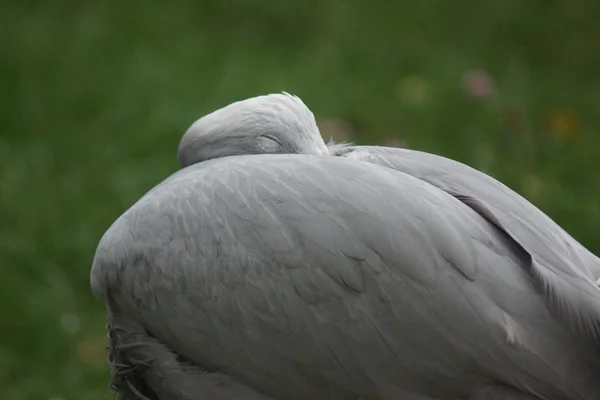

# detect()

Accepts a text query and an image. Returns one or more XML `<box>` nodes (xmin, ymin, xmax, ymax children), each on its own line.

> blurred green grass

<box><xmin>2</xmin><ymin>1</ymin><xmax>600</xmax><ymax>399</ymax></box>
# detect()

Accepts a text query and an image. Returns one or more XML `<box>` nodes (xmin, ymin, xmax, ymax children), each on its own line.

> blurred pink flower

<box><xmin>462</xmin><ymin>69</ymin><xmax>496</xmax><ymax>100</ymax></box>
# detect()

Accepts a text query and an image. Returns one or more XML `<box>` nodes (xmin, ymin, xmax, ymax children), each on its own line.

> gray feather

<box><xmin>92</xmin><ymin>154</ymin><xmax>600</xmax><ymax>400</ymax></box>
<box><xmin>335</xmin><ymin>145</ymin><xmax>600</xmax><ymax>342</ymax></box>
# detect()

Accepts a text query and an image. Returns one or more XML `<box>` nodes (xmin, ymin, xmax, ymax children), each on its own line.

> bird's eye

<box><xmin>261</xmin><ymin>134</ymin><xmax>283</xmax><ymax>145</ymax></box>
<box><xmin>257</xmin><ymin>134</ymin><xmax>284</xmax><ymax>152</ymax></box>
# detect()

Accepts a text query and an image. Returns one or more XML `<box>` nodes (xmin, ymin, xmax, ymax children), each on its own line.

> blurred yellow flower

<box><xmin>396</xmin><ymin>75</ymin><xmax>429</xmax><ymax>106</ymax></box>
<box><xmin>522</xmin><ymin>173</ymin><xmax>544</xmax><ymax>200</ymax></box>
<box><xmin>76</xmin><ymin>335</ymin><xmax>107</xmax><ymax>367</ymax></box>
<box><xmin>546</xmin><ymin>111</ymin><xmax>581</xmax><ymax>141</ymax></box>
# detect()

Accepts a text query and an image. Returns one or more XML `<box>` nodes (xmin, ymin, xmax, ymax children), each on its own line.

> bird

<box><xmin>91</xmin><ymin>92</ymin><xmax>600</xmax><ymax>400</ymax></box>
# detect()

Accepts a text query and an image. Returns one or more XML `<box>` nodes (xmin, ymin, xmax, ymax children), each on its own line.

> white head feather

<box><xmin>178</xmin><ymin>92</ymin><xmax>329</xmax><ymax>167</ymax></box>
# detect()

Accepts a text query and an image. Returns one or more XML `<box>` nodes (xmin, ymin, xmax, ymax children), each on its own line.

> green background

<box><xmin>3</xmin><ymin>1</ymin><xmax>600</xmax><ymax>398</ymax></box>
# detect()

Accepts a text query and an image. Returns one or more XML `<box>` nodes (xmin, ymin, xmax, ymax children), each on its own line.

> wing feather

<box><xmin>337</xmin><ymin>145</ymin><xmax>600</xmax><ymax>341</ymax></box>
<box><xmin>92</xmin><ymin>154</ymin><xmax>599</xmax><ymax>399</ymax></box>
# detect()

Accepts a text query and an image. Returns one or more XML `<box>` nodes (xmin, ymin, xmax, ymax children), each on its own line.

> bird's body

<box><xmin>333</xmin><ymin>144</ymin><xmax>600</xmax><ymax>287</ymax></box>
<box><xmin>91</xmin><ymin>93</ymin><xmax>600</xmax><ymax>400</ymax></box>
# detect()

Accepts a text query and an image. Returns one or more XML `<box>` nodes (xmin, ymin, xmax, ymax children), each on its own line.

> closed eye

<box><xmin>261</xmin><ymin>134</ymin><xmax>283</xmax><ymax>146</ymax></box>
<box><xmin>257</xmin><ymin>134</ymin><xmax>284</xmax><ymax>152</ymax></box>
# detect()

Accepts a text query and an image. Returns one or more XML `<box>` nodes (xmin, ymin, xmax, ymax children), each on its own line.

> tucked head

<box><xmin>177</xmin><ymin>92</ymin><xmax>329</xmax><ymax>168</ymax></box>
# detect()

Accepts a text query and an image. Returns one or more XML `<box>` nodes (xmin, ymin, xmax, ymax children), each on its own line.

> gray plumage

<box><xmin>177</xmin><ymin>92</ymin><xmax>328</xmax><ymax>167</ymax></box>
<box><xmin>91</xmin><ymin>93</ymin><xmax>600</xmax><ymax>400</ymax></box>
<box><xmin>331</xmin><ymin>145</ymin><xmax>600</xmax><ymax>338</ymax></box>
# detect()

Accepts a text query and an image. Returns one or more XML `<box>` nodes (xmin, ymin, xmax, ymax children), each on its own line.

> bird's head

<box><xmin>177</xmin><ymin>92</ymin><xmax>329</xmax><ymax>168</ymax></box>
